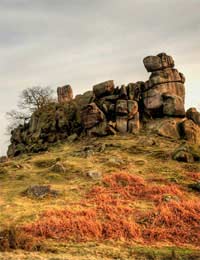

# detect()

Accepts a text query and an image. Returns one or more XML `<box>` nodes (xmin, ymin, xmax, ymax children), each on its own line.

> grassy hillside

<box><xmin>1</xmin><ymin>132</ymin><xmax>200</xmax><ymax>259</ymax></box>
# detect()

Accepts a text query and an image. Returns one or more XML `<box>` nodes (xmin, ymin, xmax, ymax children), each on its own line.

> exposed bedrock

<box><xmin>7</xmin><ymin>52</ymin><xmax>200</xmax><ymax>156</ymax></box>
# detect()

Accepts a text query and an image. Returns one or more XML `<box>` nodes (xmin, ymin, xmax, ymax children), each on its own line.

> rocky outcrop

<box><xmin>7</xmin><ymin>102</ymin><xmax>81</xmax><ymax>156</ymax></box>
<box><xmin>7</xmin><ymin>52</ymin><xmax>200</xmax><ymax>156</ymax></box>
<box><xmin>143</xmin><ymin>53</ymin><xmax>185</xmax><ymax>118</ymax></box>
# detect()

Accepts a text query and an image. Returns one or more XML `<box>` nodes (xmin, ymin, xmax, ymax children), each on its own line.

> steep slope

<box><xmin>1</xmin><ymin>133</ymin><xmax>200</xmax><ymax>259</ymax></box>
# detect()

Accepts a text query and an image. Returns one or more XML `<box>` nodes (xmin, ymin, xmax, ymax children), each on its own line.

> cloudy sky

<box><xmin>0</xmin><ymin>0</ymin><xmax>200</xmax><ymax>155</ymax></box>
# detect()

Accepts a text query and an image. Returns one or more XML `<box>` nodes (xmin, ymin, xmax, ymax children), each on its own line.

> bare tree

<box><xmin>6</xmin><ymin>86</ymin><xmax>54</xmax><ymax>133</ymax></box>
<box><xmin>18</xmin><ymin>86</ymin><xmax>54</xmax><ymax>112</ymax></box>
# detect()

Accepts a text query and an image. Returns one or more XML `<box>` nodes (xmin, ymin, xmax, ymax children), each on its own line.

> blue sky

<box><xmin>0</xmin><ymin>0</ymin><xmax>200</xmax><ymax>155</ymax></box>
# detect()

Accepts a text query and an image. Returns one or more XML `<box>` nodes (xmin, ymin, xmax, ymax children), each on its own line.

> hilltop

<box><xmin>1</xmin><ymin>52</ymin><xmax>200</xmax><ymax>259</ymax></box>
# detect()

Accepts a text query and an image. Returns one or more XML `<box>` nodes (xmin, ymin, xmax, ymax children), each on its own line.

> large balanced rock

<box><xmin>143</xmin><ymin>53</ymin><xmax>174</xmax><ymax>72</ymax></box>
<box><xmin>142</xmin><ymin>53</ymin><xmax>185</xmax><ymax>118</ymax></box>
<box><xmin>57</xmin><ymin>85</ymin><xmax>73</xmax><ymax>103</ymax></box>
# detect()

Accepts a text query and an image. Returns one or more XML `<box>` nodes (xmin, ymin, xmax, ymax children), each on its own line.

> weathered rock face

<box><xmin>74</xmin><ymin>91</ymin><xmax>94</xmax><ymax>110</ymax></box>
<box><xmin>128</xmin><ymin>112</ymin><xmax>140</xmax><ymax>134</ymax></box>
<box><xmin>57</xmin><ymin>85</ymin><xmax>73</xmax><ymax>103</ymax></box>
<box><xmin>7</xmin><ymin>52</ymin><xmax>200</xmax><ymax>156</ymax></box>
<box><xmin>7</xmin><ymin>102</ymin><xmax>81</xmax><ymax>156</ymax></box>
<box><xmin>145</xmin><ymin>118</ymin><xmax>182</xmax><ymax>140</ymax></box>
<box><xmin>143</xmin><ymin>53</ymin><xmax>185</xmax><ymax>118</ymax></box>
<box><xmin>179</xmin><ymin>119</ymin><xmax>200</xmax><ymax>144</ymax></box>
<box><xmin>81</xmin><ymin>102</ymin><xmax>105</xmax><ymax>129</ymax></box>
<box><xmin>127</xmin><ymin>82</ymin><xmax>144</xmax><ymax>101</ymax></box>
<box><xmin>163</xmin><ymin>94</ymin><xmax>185</xmax><ymax>117</ymax></box>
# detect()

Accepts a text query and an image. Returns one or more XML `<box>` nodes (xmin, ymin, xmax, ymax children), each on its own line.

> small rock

<box><xmin>107</xmin><ymin>157</ymin><xmax>125</xmax><ymax>167</ymax></box>
<box><xmin>22</xmin><ymin>185</ymin><xmax>59</xmax><ymax>198</ymax></box>
<box><xmin>83</xmin><ymin>146</ymin><xmax>95</xmax><ymax>157</ymax></box>
<box><xmin>162</xmin><ymin>194</ymin><xmax>179</xmax><ymax>202</ymax></box>
<box><xmin>173</xmin><ymin>150</ymin><xmax>194</xmax><ymax>163</ymax></box>
<box><xmin>95</xmin><ymin>143</ymin><xmax>106</xmax><ymax>153</ymax></box>
<box><xmin>137</xmin><ymin>137</ymin><xmax>157</xmax><ymax>146</ymax></box>
<box><xmin>188</xmin><ymin>182</ymin><xmax>200</xmax><ymax>192</ymax></box>
<box><xmin>51</xmin><ymin>162</ymin><xmax>66</xmax><ymax>173</ymax></box>
<box><xmin>67</xmin><ymin>133</ymin><xmax>78</xmax><ymax>142</ymax></box>
<box><xmin>87</xmin><ymin>170</ymin><xmax>102</xmax><ymax>180</ymax></box>
<box><xmin>172</xmin><ymin>143</ymin><xmax>200</xmax><ymax>163</ymax></box>
<box><xmin>134</xmin><ymin>160</ymin><xmax>146</xmax><ymax>166</ymax></box>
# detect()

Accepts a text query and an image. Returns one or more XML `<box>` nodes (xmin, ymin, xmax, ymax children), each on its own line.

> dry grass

<box><xmin>1</xmin><ymin>133</ymin><xmax>200</xmax><ymax>259</ymax></box>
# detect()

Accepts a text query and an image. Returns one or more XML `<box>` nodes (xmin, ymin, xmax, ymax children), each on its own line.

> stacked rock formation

<box><xmin>80</xmin><ymin>80</ymin><xmax>141</xmax><ymax>136</ymax></box>
<box><xmin>143</xmin><ymin>53</ymin><xmax>185</xmax><ymax>117</ymax></box>
<box><xmin>7</xmin><ymin>52</ymin><xmax>200</xmax><ymax>156</ymax></box>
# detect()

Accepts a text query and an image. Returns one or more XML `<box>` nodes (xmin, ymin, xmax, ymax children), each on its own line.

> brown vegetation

<box><xmin>16</xmin><ymin>172</ymin><xmax>200</xmax><ymax>248</ymax></box>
